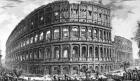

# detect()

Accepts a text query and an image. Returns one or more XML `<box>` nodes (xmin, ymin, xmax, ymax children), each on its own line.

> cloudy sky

<box><xmin>0</xmin><ymin>0</ymin><xmax>140</xmax><ymax>60</ymax></box>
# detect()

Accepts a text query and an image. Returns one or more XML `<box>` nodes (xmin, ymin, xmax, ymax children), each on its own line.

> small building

<box><xmin>113</xmin><ymin>36</ymin><xmax>133</xmax><ymax>70</ymax></box>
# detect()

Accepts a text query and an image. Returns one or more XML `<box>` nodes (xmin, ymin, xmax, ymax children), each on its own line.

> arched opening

<box><xmin>54</xmin><ymin>29</ymin><xmax>59</xmax><ymax>40</ymax></box>
<box><xmin>39</xmin><ymin>32</ymin><xmax>44</xmax><ymax>41</ymax></box>
<box><xmin>23</xmin><ymin>54</ymin><xmax>26</xmax><ymax>60</ymax></box>
<box><xmin>72</xmin><ymin>66</ymin><xmax>78</xmax><ymax>74</ymax></box>
<box><xmin>101</xmin><ymin>66</ymin><xmax>103</xmax><ymax>73</ymax></box>
<box><xmin>108</xmin><ymin>66</ymin><xmax>110</xmax><ymax>72</ymax></box>
<box><xmin>81</xmin><ymin>27</ymin><xmax>86</xmax><ymax>39</ymax></box>
<box><xmin>71</xmin><ymin>26</ymin><xmax>79</xmax><ymax>38</ymax></box>
<box><xmin>39</xmin><ymin>48</ymin><xmax>44</xmax><ymax>59</ymax></box>
<box><xmin>104</xmin><ymin>31</ymin><xmax>106</xmax><ymax>41</ymax></box>
<box><xmin>26</xmin><ymin>53</ymin><xmax>29</xmax><ymax>60</ymax></box>
<box><xmin>26</xmin><ymin>38</ymin><xmax>30</xmax><ymax>45</ymax></box>
<box><xmin>95</xmin><ymin>66</ymin><xmax>99</xmax><ymax>72</ymax></box>
<box><xmin>81</xmin><ymin>66</ymin><xmax>87</xmax><ymax>72</ymax></box>
<box><xmin>110</xmin><ymin>66</ymin><xmax>112</xmax><ymax>71</ymax></box>
<box><xmin>54</xmin><ymin>47</ymin><xmax>60</xmax><ymax>59</ymax></box>
<box><xmin>30</xmin><ymin>37</ymin><xmax>33</xmax><ymax>43</ymax></box>
<box><xmin>30</xmin><ymin>50</ymin><xmax>33</xmax><ymax>60</ymax></box>
<box><xmin>93</xmin><ymin>29</ymin><xmax>97</xmax><ymax>40</ymax></box>
<box><xmin>46</xmin><ymin>30</ymin><xmax>50</xmax><ymax>41</ymax></box>
<box><xmin>34</xmin><ymin>49</ymin><xmax>39</xmax><ymax>59</ymax></box>
<box><xmin>20</xmin><ymin>55</ymin><xmax>22</xmax><ymax>61</ymax></box>
<box><xmin>63</xmin><ymin>47</ymin><xmax>69</xmax><ymax>58</ymax></box>
<box><xmin>105</xmin><ymin>65</ymin><xmax>107</xmax><ymax>72</ymax></box>
<box><xmin>110</xmin><ymin>49</ymin><xmax>112</xmax><ymax>58</ymax></box>
<box><xmin>44</xmin><ymin>66</ymin><xmax>50</xmax><ymax>75</ymax></box>
<box><xmin>99</xmin><ymin>30</ymin><xmax>103</xmax><ymax>40</ymax></box>
<box><xmin>63</xmin><ymin>27</ymin><xmax>69</xmax><ymax>38</ymax></box>
<box><xmin>89</xmin><ymin>47</ymin><xmax>93</xmax><ymax>57</ymax></box>
<box><xmin>89</xmin><ymin>66</ymin><xmax>94</xmax><ymax>72</ymax></box>
<box><xmin>100</xmin><ymin>47</ymin><xmax>103</xmax><ymax>60</ymax></box>
<box><xmin>107</xmin><ymin>48</ymin><xmax>109</xmax><ymax>59</ymax></box>
<box><xmin>104</xmin><ymin>48</ymin><xmax>107</xmax><ymax>60</ymax></box>
<box><xmin>72</xmin><ymin>46</ymin><xmax>79</xmax><ymax>58</ymax></box>
<box><xmin>63</xmin><ymin>67</ymin><xmax>69</xmax><ymax>74</ymax></box>
<box><xmin>87</xmin><ymin>28</ymin><xmax>92</xmax><ymax>39</ymax></box>
<box><xmin>109</xmin><ymin>32</ymin><xmax>111</xmax><ymax>41</ymax></box>
<box><xmin>45</xmin><ymin>48</ymin><xmax>51</xmax><ymax>59</ymax></box>
<box><xmin>82</xmin><ymin>46</ymin><xmax>87</xmax><ymax>58</ymax></box>
<box><xmin>34</xmin><ymin>34</ymin><xmax>38</xmax><ymax>42</ymax></box>
<box><xmin>106</xmin><ymin>32</ymin><xmax>108</xmax><ymax>41</ymax></box>
<box><xmin>95</xmin><ymin>47</ymin><xmax>99</xmax><ymax>59</ymax></box>
<box><xmin>53</xmin><ymin>67</ymin><xmax>60</xmax><ymax>74</ymax></box>
<box><xmin>46</xmin><ymin>48</ymin><xmax>51</xmax><ymax>59</ymax></box>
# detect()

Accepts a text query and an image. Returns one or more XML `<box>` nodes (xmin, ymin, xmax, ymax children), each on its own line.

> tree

<box><xmin>13</xmin><ymin>67</ymin><xmax>23</xmax><ymax>81</ymax></box>
<box><xmin>134</xmin><ymin>68</ymin><xmax>140</xmax><ymax>80</ymax></box>
<box><xmin>120</xmin><ymin>61</ymin><xmax>130</xmax><ymax>73</ymax></box>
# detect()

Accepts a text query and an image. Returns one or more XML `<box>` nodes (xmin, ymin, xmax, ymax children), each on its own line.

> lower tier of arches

<box><xmin>8</xmin><ymin>62</ymin><xmax>121</xmax><ymax>76</ymax></box>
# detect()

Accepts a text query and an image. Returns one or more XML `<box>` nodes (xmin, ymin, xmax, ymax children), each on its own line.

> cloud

<box><xmin>107</xmin><ymin>0</ymin><xmax>140</xmax><ymax>59</ymax></box>
<box><xmin>6</xmin><ymin>0</ymin><xmax>23</xmax><ymax>3</ymax></box>
<box><xmin>2</xmin><ymin>4</ymin><xmax>16</xmax><ymax>9</ymax></box>
<box><xmin>0</xmin><ymin>8</ymin><xmax>20</xmax><ymax>59</ymax></box>
<box><xmin>23</xmin><ymin>3</ymin><xmax>40</xmax><ymax>15</ymax></box>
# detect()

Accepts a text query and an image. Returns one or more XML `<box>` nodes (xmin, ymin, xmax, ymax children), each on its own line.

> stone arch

<box><xmin>108</xmin><ymin>66</ymin><xmax>110</xmax><ymax>72</ymax></box>
<box><xmin>53</xmin><ymin>66</ymin><xmax>60</xmax><ymax>74</ymax></box>
<box><xmin>62</xmin><ymin>46</ymin><xmax>69</xmax><ymax>58</ymax></box>
<box><xmin>95</xmin><ymin>47</ymin><xmax>99</xmax><ymax>59</ymax></box>
<box><xmin>39</xmin><ymin>47</ymin><xmax>44</xmax><ymax>59</ymax></box>
<box><xmin>44</xmin><ymin>66</ymin><xmax>50</xmax><ymax>75</ymax></box>
<box><xmin>99</xmin><ymin>30</ymin><xmax>103</xmax><ymax>40</ymax></box>
<box><xmin>72</xmin><ymin>46</ymin><xmax>79</xmax><ymax>58</ymax></box>
<box><xmin>71</xmin><ymin>26</ymin><xmax>79</xmax><ymax>38</ymax></box>
<box><xmin>62</xmin><ymin>27</ymin><xmax>69</xmax><ymax>38</ymax></box>
<box><xmin>105</xmin><ymin>65</ymin><xmax>107</xmax><ymax>72</ymax></box>
<box><xmin>93</xmin><ymin>29</ymin><xmax>98</xmax><ymax>40</ymax></box>
<box><xmin>95</xmin><ymin>66</ymin><xmax>99</xmax><ymax>72</ymax></box>
<box><xmin>110</xmin><ymin>66</ymin><xmax>112</xmax><ymax>71</ymax></box>
<box><xmin>39</xmin><ymin>32</ymin><xmax>44</xmax><ymax>41</ymax></box>
<box><xmin>34</xmin><ymin>48</ymin><xmax>39</xmax><ymax>59</ymax></box>
<box><xmin>82</xmin><ymin>46</ymin><xmax>87</xmax><ymax>58</ymax></box>
<box><xmin>54</xmin><ymin>28</ymin><xmax>60</xmax><ymax>40</ymax></box>
<box><xmin>46</xmin><ymin>30</ymin><xmax>51</xmax><ymax>41</ymax></box>
<box><xmin>100</xmin><ymin>47</ymin><xmax>103</xmax><ymax>60</ymax></box>
<box><xmin>34</xmin><ymin>34</ymin><xmax>38</xmax><ymax>42</ymax></box>
<box><xmin>72</xmin><ymin>65</ymin><xmax>79</xmax><ymax>74</ymax></box>
<box><xmin>89</xmin><ymin>46</ymin><xmax>93</xmax><ymax>57</ymax></box>
<box><xmin>101</xmin><ymin>66</ymin><xmax>104</xmax><ymax>73</ymax></box>
<box><xmin>104</xmin><ymin>31</ymin><xmax>106</xmax><ymax>41</ymax></box>
<box><xmin>110</xmin><ymin>48</ymin><xmax>112</xmax><ymax>58</ymax></box>
<box><xmin>89</xmin><ymin>65</ymin><xmax>94</xmax><ymax>72</ymax></box>
<box><xmin>54</xmin><ymin>47</ymin><xmax>60</xmax><ymax>59</ymax></box>
<box><xmin>107</xmin><ymin>48</ymin><xmax>109</xmax><ymax>59</ymax></box>
<box><xmin>62</xmin><ymin>66</ymin><xmax>69</xmax><ymax>74</ymax></box>
<box><xmin>30</xmin><ymin>37</ymin><xmax>33</xmax><ymax>44</ymax></box>
<box><xmin>45</xmin><ymin>47</ymin><xmax>51</xmax><ymax>59</ymax></box>
<box><xmin>109</xmin><ymin>32</ymin><xmax>111</xmax><ymax>41</ymax></box>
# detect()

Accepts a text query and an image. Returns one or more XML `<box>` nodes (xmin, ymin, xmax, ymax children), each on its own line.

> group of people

<box><xmin>122</xmin><ymin>69</ymin><xmax>140</xmax><ymax>81</ymax></box>
<box><xmin>0</xmin><ymin>71</ymin><xmax>26</xmax><ymax>81</ymax></box>
<box><xmin>0</xmin><ymin>69</ymin><xmax>140</xmax><ymax>81</ymax></box>
<box><xmin>106</xmin><ymin>68</ymin><xmax>140</xmax><ymax>81</ymax></box>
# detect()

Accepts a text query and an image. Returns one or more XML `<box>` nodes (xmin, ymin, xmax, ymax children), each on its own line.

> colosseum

<box><xmin>5</xmin><ymin>0</ymin><xmax>113</xmax><ymax>76</ymax></box>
